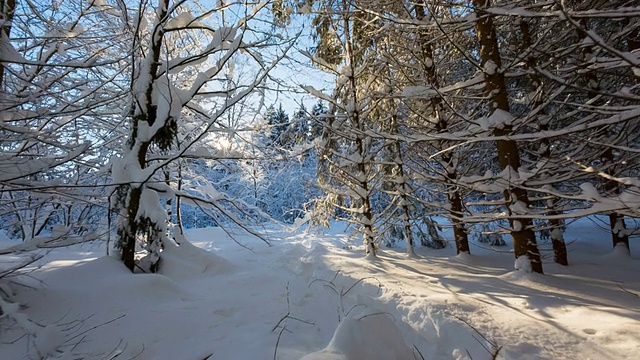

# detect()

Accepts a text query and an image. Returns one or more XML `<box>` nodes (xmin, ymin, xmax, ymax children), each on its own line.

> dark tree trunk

<box><xmin>389</xmin><ymin>116</ymin><xmax>416</xmax><ymax>256</ymax></box>
<box><xmin>449</xmin><ymin>189</ymin><xmax>469</xmax><ymax>254</ymax></box>
<box><xmin>575</xmin><ymin>17</ymin><xmax>630</xmax><ymax>252</ymax></box>
<box><xmin>117</xmin><ymin>0</ymin><xmax>170</xmax><ymax>272</ymax></box>
<box><xmin>416</xmin><ymin>1</ymin><xmax>470</xmax><ymax>254</ymax></box>
<box><xmin>520</xmin><ymin>19</ymin><xmax>568</xmax><ymax>265</ymax></box>
<box><xmin>473</xmin><ymin>0</ymin><xmax>542</xmax><ymax>273</ymax></box>
<box><xmin>175</xmin><ymin>161</ymin><xmax>184</xmax><ymax>239</ymax></box>
<box><xmin>121</xmin><ymin>186</ymin><xmax>142</xmax><ymax>271</ymax></box>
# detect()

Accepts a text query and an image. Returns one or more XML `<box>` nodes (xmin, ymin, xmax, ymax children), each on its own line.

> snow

<box><xmin>0</xmin><ymin>34</ymin><xmax>28</xmax><ymax>63</ymax></box>
<box><xmin>208</xmin><ymin>26</ymin><xmax>238</xmax><ymax>51</ymax></box>
<box><xmin>488</xmin><ymin>108</ymin><xmax>514</xmax><ymax>127</ymax></box>
<box><xmin>164</xmin><ymin>12</ymin><xmax>205</xmax><ymax>30</ymax></box>
<box><xmin>298</xmin><ymin>4</ymin><xmax>312</xmax><ymax>15</ymax></box>
<box><xmin>301</xmin><ymin>307</ymin><xmax>414</xmax><ymax>360</ymax></box>
<box><xmin>34</xmin><ymin>324</ymin><xmax>66</xmax><ymax>357</ymax></box>
<box><xmin>514</xmin><ymin>255</ymin><xmax>532</xmax><ymax>273</ymax></box>
<box><xmin>402</xmin><ymin>85</ymin><xmax>437</xmax><ymax>98</ymax></box>
<box><xmin>1</xmin><ymin>219</ymin><xmax>639</xmax><ymax>359</ymax></box>
<box><xmin>484</xmin><ymin>60</ymin><xmax>498</xmax><ymax>75</ymax></box>
<box><xmin>160</xmin><ymin>240</ymin><xmax>232</xmax><ymax>280</ymax></box>
<box><xmin>580</xmin><ymin>182</ymin><xmax>600</xmax><ymax>201</ymax></box>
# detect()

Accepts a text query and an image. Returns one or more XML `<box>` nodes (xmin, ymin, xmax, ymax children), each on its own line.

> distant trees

<box><xmin>309</xmin><ymin>101</ymin><xmax>328</xmax><ymax>140</ymax></box>
<box><xmin>265</xmin><ymin>104</ymin><xmax>291</xmax><ymax>147</ymax></box>
<box><xmin>249</xmin><ymin>101</ymin><xmax>324</xmax><ymax>222</ymax></box>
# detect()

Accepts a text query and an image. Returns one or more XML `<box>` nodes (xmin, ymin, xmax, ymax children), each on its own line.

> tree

<box><xmin>471</xmin><ymin>0</ymin><xmax>542</xmax><ymax>273</ymax></box>
<box><xmin>309</xmin><ymin>100</ymin><xmax>328</xmax><ymax>140</ymax></box>
<box><xmin>516</xmin><ymin>8</ymin><xmax>568</xmax><ymax>265</ymax></box>
<box><xmin>309</xmin><ymin>0</ymin><xmax>380</xmax><ymax>257</ymax></box>
<box><xmin>112</xmin><ymin>0</ymin><xmax>294</xmax><ymax>271</ymax></box>
<box><xmin>265</xmin><ymin>103</ymin><xmax>291</xmax><ymax>148</ymax></box>
<box><xmin>410</xmin><ymin>0</ymin><xmax>471</xmax><ymax>255</ymax></box>
<box><xmin>289</xmin><ymin>103</ymin><xmax>311</xmax><ymax>144</ymax></box>
<box><xmin>0</xmin><ymin>0</ymin><xmax>128</xmax><ymax>249</ymax></box>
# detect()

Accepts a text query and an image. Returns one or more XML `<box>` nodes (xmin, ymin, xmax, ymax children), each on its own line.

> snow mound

<box><xmin>34</xmin><ymin>324</ymin><xmax>65</xmax><ymax>357</ymax></box>
<box><xmin>607</xmin><ymin>243</ymin><xmax>631</xmax><ymax>258</ymax></box>
<box><xmin>159</xmin><ymin>240</ymin><xmax>231</xmax><ymax>280</ymax></box>
<box><xmin>514</xmin><ymin>255</ymin><xmax>532</xmax><ymax>273</ymax></box>
<box><xmin>300</xmin><ymin>307</ymin><xmax>415</xmax><ymax>360</ymax></box>
<box><xmin>52</xmin><ymin>256</ymin><xmax>186</xmax><ymax>300</ymax></box>
<box><xmin>454</xmin><ymin>251</ymin><xmax>474</xmax><ymax>263</ymax></box>
<box><xmin>300</xmin><ymin>353</ymin><xmax>348</xmax><ymax>360</ymax></box>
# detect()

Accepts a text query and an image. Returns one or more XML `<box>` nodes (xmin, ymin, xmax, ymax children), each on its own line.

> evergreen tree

<box><xmin>266</xmin><ymin>104</ymin><xmax>291</xmax><ymax>148</ymax></box>
<box><xmin>290</xmin><ymin>104</ymin><xmax>311</xmax><ymax>144</ymax></box>
<box><xmin>309</xmin><ymin>101</ymin><xmax>328</xmax><ymax>140</ymax></box>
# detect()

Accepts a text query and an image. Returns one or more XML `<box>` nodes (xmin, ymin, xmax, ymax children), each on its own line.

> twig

<box><xmin>356</xmin><ymin>311</ymin><xmax>395</xmax><ymax>322</ymax></box>
<box><xmin>100</xmin><ymin>339</ymin><xmax>126</xmax><ymax>360</ymax></box>
<box><xmin>65</xmin><ymin>314</ymin><xmax>126</xmax><ymax>344</ymax></box>
<box><xmin>308</xmin><ymin>271</ymin><xmax>381</xmax><ymax>322</ymax></box>
<box><xmin>272</xmin><ymin>282</ymin><xmax>314</xmax><ymax>360</ymax></box>
<box><xmin>413</xmin><ymin>344</ymin><xmax>425</xmax><ymax>360</ymax></box>
<box><xmin>453</xmin><ymin>315</ymin><xmax>502</xmax><ymax>359</ymax></box>
<box><xmin>618</xmin><ymin>284</ymin><xmax>640</xmax><ymax>297</ymax></box>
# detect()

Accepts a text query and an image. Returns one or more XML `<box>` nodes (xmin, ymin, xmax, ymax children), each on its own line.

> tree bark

<box><xmin>473</xmin><ymin>0</ymin><xmax>542</xmax><ymax>273</ymax></box>
<box><xmin>121</xmin><ymin>186</ymin><xmax>142</xmax><ymax>271</ymax></box>
<box><xmin>389</xmin><ymin>115</ymin><xmax>416</xmax><ymax>257</ymax></box>
<box><xmin>342</xmin><ymin>0</ymin><xmax>376</xmax><ymax>256</ymax></box>
<box><xmin>0</xmin><ymin>0</ymin><xmax>16</xmax><ymax>88</ymax></box>
<box><xmin>416</xmin><ymin>1</ymin><xmax>469</xmax><ymax>254</ymax></box>
<box><xmin>575</xmin><ymin>17</ymin><xmax>630</xmax><ymax>251</ymax></box>
<box><xmin>519</xmin><ymin>19</ymin><xmax>568</xmax><ymax>265</ymax></box>
<box><xmin>176</xmin><ymin>161</ymin><xmax>184</xmax><ymax>238</ymax></box>
<box><xmin>118</xmin><ymin>0</ymin><xmax>169</xmax><ymax>272</ymax></box>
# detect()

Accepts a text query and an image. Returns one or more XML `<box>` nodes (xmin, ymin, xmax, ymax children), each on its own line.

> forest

<box><xmin>0</xmin><ymin>0</ymin><xmax>639</xmax><ymax>359</ymax></box>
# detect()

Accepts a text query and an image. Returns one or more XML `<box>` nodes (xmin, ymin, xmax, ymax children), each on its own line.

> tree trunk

<box><xmin>576</xmin><ymin>17</ymin><xmax>630</xmax><ymax>251</ymax></box>
<box><xmin>117</xmin><ymin>0</ymin><xmax>169</xmax><ymax>272</ymax></box>
<box><xmin>389</xmin><ymin>116</ymin><xmax>415</xmax><ymax>257</ymax></box>
<box><xmin>176</xmin><ymin>161</ymin><xmax>184</xmax><ymax>239</ymax></box>
<box><xmin>342</xmin><ymin>0</ymin><xmax>376</xmax><ymax>257</ymax></box>
<box><xmin>0</xmin><ymin>0</ymin><xmax>16</xmax><ymax>88</ymax></box>
<box><xmin>449</xmin><ymin>188</ymin><xmax>469</xmax><ymax>254</ymax></box>
<box><xmin>519</xmin><ymin>19</ymin><xmax>568</xmax><ymax>265</ymax></box>
<box><xmin>603</xmin><ymin>147</ymin><xmax>629</xmax><ymax>249</ymax></box>
<box><xmin>121</xmin><ymin>186</ymin><xmax>142</xmax><ymax>271</ymax></box>
<box><xmin>603</xmin><ymin>21</ymin><xmax>640</xmax><ymax>250</ymax></box>
<box><xmin>416</xmin><ymin>1</ymin><xmax>470</xmax><ymax>254</ymax></box>
<box><xmin>473</xmin><ymin>0</ymin><xmax>542</xmax><ymax>273</ymax></box>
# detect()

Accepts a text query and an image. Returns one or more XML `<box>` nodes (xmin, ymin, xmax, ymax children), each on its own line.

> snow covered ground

<box><xmin>1</xmin><ymin>217</ymin><xmax>639</xmax><ymax>359</ymax></box>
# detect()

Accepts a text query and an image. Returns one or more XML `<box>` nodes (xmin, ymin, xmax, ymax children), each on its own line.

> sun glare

<box><xmin>216</xmin><ymin>137</ymin><xmax>232</xmax><ymax>151</ymax></box>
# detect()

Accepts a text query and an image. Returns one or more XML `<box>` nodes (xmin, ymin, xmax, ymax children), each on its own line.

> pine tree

<box><xmin>290</xmin><ymin>104</ymin><xmax>310</xmax><ymax>144</ymax></box>
<box><xmin>266</xmin><ymin>104</ymin><xmax>291</xmax><ymax>148</ymax></box>
<box><xmin>472</xmin><ymin>0</ymin><xmax>542</xmax><ymax>273</ymax></box>
<box><xmin>517</xmin><ymin>14</ymin><xmax>568</xmax><ymax>265</ymax></box>
<box><xmin>310</xmin><ymin>0</ymin><xmax>380</xmax><ymax>257</ymax></box>
<box><xmin>413</xmin><ymin>1</ymin><xmax>470</xmax><ymax>255</ymax></box>
<box><xmin>309</xmin><ymin>101</ymin><xmax>328</xmax><ymax>140</ymax></box>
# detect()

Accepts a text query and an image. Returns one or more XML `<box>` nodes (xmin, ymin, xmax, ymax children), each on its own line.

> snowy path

<box><xmin>1</xmin><ymin>220</ymin><xmax>639</xmax><ymax>359</ymax></box>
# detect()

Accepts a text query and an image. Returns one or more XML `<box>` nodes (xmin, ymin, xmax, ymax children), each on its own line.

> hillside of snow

<box><xmin>1</xmin><ymin>217</ymin><xmax>639</xmax><ymax>359</ymax></box>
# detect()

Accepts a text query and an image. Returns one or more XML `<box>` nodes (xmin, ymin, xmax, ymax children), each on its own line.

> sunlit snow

<box><xmin>1</xmin><ymin>218</ymin><xmax>639</xmax><ymax>359</ymax></box>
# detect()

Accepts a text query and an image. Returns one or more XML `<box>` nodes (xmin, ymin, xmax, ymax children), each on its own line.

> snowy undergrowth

<box><xmin>0</xmin><ymin>218</ymin><xmax>638</xmax><ymax>359</ymax></box>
